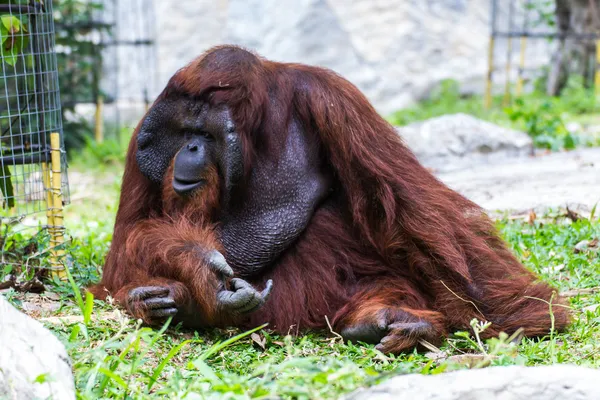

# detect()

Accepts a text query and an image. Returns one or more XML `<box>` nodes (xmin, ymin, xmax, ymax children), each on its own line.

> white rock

<box><xmin>397</xmin><ymin>113</ymin><xmax>534</xmax><ymax>172</ymax></box>
<box><xmin>0</xmin><ymin>296</ymin><xmax>75</xmax><ymax>400</ymax></box>
<box><xmin>344</xmin><ymin>365</ymin><xmax>600</xmax><ymax>400</ymax></box>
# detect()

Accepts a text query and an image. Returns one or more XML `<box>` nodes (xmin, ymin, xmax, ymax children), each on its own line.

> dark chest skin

<box><xmin>136</xmin><ymin>99</ymin><xmax>330</xmax><ymax>277</ymax></box>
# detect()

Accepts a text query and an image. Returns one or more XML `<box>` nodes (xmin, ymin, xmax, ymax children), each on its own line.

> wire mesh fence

<box><xmin>486</xmin><ymin>0</ymin><xmax>600</xmax><ymax>107</ymax></box>
<box><xmin>0</xmin><ymin>0</ymin><xmax>69</xmax><ymax>281</ymax></box>
<box><xmin>0</xmin><ymin>0</ymin><xmax>69</xmax><ymax>218</ymax></box>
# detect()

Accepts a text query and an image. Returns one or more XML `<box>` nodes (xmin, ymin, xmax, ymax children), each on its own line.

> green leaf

<box><xmin>0</xmin><ymin>164</ymin><xmax>14</xmax><ymax>209</ymax></box>
<box><xmin>563</xmin><ymin>133</ymin><xmax>576</xmax><ymax>150</ymax></box>
<box><xmin>68</xmin><ymin>324</ymin><xmax>81</xmax><ymax>342</ymax></box>
<box><xmin>33</xmin><ymin>373</ymin><xmax>50</xmax><ymax>384</ymax></box>
<box><xmin>0</xmin><ymin>26</ymin><xmax>7</xmax><ymax>44</ymax></box>
<box><xmin>97</xmin><ymin>367</ymin><xmax>128</xmax><ymax>390</ymax></box>
<box><xmin>199</xmin><ymin>323</ymin><xmax>269</xmax><ymax>361</ymax></box>
<box><xmin>13</xmin><ymin>34</ymin><xmax>28</xmax><ymax>53</ymax></box>
<box><xmin>1</xmin><ymin>15</ymin><xmax>20</xmax><ymax>34</ymax></box>
<box><xmin>3</xmin><ymin>53</ymin><xmax>16</xmax><ymax>66</ymax></box>
<box><xmin>83</xmin><ymin>290</ymin><xmax>94</xmax><ymax>325</ymax></box>
<box><xmin>147</xmin><ymin>339</ymin><xmax>193</xmax><ymax>391</ymax></box>
<box><xmin>192</xmin><ymin>358</ymin><xmax>223</xmax><ymax>385</ymax></box>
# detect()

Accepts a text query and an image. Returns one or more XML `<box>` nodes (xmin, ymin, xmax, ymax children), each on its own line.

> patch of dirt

<box><xmin>438</xmin><ymin>147</ymin><xmax>600</xmax><ymax>213</ymax></box>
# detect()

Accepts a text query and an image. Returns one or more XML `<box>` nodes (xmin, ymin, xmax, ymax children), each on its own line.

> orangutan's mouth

<box><xmin>172</xmin><ymin>177</ymin><xmax>205</xmax><ymax>197</ymax></box>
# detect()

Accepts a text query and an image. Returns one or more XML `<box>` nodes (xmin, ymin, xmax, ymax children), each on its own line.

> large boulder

<box><xmin>0</xmin><ymin>295</ymin><xmax>75</xmax><ymax>400</ymax></box>
<box><xmin>344</xmin><ymin>365</ymin><xmax>600</xmax><ymax>400</ymax></box>
<box><xmin>397</xmin><ymin>113</ymin><xmax>534</xmax><ymax>172</ymax></box>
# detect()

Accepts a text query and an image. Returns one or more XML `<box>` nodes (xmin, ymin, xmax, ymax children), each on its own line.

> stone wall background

<box><xmin>113</xmin><ymin>0</ymin><xmax>553</xmax><ymax>117</ymax></box>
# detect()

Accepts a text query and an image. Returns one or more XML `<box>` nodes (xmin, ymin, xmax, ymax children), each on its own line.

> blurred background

<box><xmin>43</xmin><ymin>0</ymin><xmax>599</xmax><ymax>227</ymax></box>
<box><xmin>56</xmin><ymin>0</ymin><xmax>600</xmax><ymax>153</ymax></box>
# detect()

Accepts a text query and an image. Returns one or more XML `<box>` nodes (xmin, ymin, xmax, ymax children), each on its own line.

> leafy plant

<box><xmin>70</xmin><ymin>130</ymin><xmax>130</xmax><ymax>170</ymax></box>
<box><xmin>525</xmin><ymin>0</ymin><xmax>556</xmax><ymax>29</ymax></box>
<box><xmin>388</xmin><ymin>79</ymin><xmax>506</xmax><ymax>127</ymax></box>
<box><xmin>388</xmin><ymin>75</ymin><xmax>600</xmax><ymax>151</ymax></box>
<box><xmin>0</xmin><ymin>3</ymin><xmax>32</xmax><ymax>207</ymax></box>
<box><xmin>0</xmin><ymin>164</ymin><xmax>14</xmax><ymax>208</ymax></box>
<box><xmin>0</xmin><ymin>13</ymin><xmax>29</xmax><ymax>66</ymax></box>
<box><xmin>504</xmin><ymin>98</ymin><xmax>576</xmax><ymax>150</ymax></box>
<box><xmin>54</xmin><ymin>0</ymin><xmax>111</xmax><ymax>151</ymax></box>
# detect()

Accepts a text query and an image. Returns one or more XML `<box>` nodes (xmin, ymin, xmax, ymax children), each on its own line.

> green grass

<box><xmin>1</xmin><ymin>168</ymin><xmax>599</xmax><ymax>398</ymax></box>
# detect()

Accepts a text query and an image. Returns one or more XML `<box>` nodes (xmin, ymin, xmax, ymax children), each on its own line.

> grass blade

<box><xmin>147</xmin><ymin>339</ymin><xmax>193</xmax><ymax>391</ymax></box>
<box><xmin>192</xmin><ymin>358</ymin><xmax>223</xmax><ymax>385</ymax></box>
<box><xmin>0</xmin><ymin>164</ymin><xmax>14</xmax><ymax>209</ymax></box>
<box><xmin>83</xmin><ymin>290</ymin><xmax>94</xmax><ymax>325</ymax></box>
<box><xmin>98</xmin><ymin>367</ymin><xmax>129</xmax><ymax>390</ymax></box>
<box><xmin>200</xmin><ymin>323</ymin><xmax>268</xmax><ymax>361</ymax></box>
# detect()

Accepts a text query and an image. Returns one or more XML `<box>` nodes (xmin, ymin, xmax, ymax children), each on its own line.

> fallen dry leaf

<box><xmin>43</xmin><ymin>291</ymin><xmax>61</xmax><ymax>301</ymax></box>
<box><xmin>447</xmin><ymin>354</ymin><xmax>497</xmax><ymax>368</ymax></box>
<box><xmin>574</xmin><ymin>239</ymin><xmax>599</xmax><ymax>253</ymax></box>
<box><xmin>526</xmin><ymin>210</ymin><xmax>537</xmax><ymax>225</ymax></box>
<box><xmin>566</xmin><ymin>207</ymin><xmax>581</xmax><ymax>222</ymax></box>
<box><xmin>251</xmin><ymin>332</ymin><xmax>266</xmax><ymax>350</ymax></box>
<box><xmin>562</xmin><ymin>287</ymin><xmax>600</xmax><ymax>297</ymax></box>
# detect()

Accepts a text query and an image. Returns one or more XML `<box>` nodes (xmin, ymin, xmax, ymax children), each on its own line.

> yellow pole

<box><xmin>503</xmin><ymin>36</ymin><xmax>513</xmax><ymax>107</ymax></box>
<box><xmin>485</xmin><ymin>36</ymin><xmax>495</xmax><ymax>109</ymax></box>
<box><xmin>95</xmin><ymin>95</ymin><xmax>104</xmax><ymax>143</ymax></box>
<box><xmin>41</xmin><ymin>162</ymin><xmax>53</xmax><ymax>228</ymax></box>
<box><xmin>48</xmin><ymin>132</ymin><xmax>66</xmax><ymax>280</ymax></box>
<box><xmin>516</xmin><ymin>36</ymin><xmax>527</xmax><ymax>97</ymax></box>
<box><xmin>595</xmin><ymin>40</ymin><xmax>600</xmax><ymax>98</ymax></box>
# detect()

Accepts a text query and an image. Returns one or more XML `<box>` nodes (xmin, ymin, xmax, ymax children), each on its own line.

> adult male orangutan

<box><xmin>90</xmin><ymin>45</ymin><xmax>569</xmax><ymax>354</ymax></box>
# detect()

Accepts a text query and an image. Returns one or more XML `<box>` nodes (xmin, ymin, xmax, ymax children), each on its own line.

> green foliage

<box><xmin>504</xmin><ymin>99</ymin><xmax>575</xmax><ymax>150</ymax></box>
<box><xmin>525</xmin><ymin>0</ymin><xmax>556</xmax><ymax>29</ymax></box>
<box><xmin>71</xmin><ymin>133</ymin><xmax>129</xmax><ymax>170</ymax></box>
<box><xmin>554</xmin><ymin>76</ymin><xmax>598</xmax><ymax>114</ymax></box>
<box><xmin>0</xmin><ymin>223</ymin><xmax>48</xmax><ymax>281</ymax></box>
<box><xmin>388</xmin><ymin>77</ymin><xmax>600</xmax><ymax>151</ymax></box>
<box><xmin>505</xmin><ymin>76</ymin><xmax>600</xmax><ymax>150</ymax></box>
<box><xmin>54</xmin><ymin>0</ymin><xmax>110</xmax><ymax>151</ymax></box>
<box><xmin>0</xmin><ymin>14</ymin><xmax>29</xmax><ymax>66</ymax></box>
<box><xmin>0</xmin><ymin>164</ymin><xmax>14</xmax><ymax>208</ymax></box>
<box><xmin>0</xmin><ymin>4</ymin><xmax>31</xmax><ymax>206</ymax></box>
<box><xmin>388</xmin><ymin>79</ymin><xmax>508</xmax><ymax>127</ymax></box>
<box><xmin>499</xmin><ymin>211</ymin><xmax>600</xmax><ymax>291</ymax></box>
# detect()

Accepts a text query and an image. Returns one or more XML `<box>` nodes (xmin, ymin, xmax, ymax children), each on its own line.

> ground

<box><xmin>440</xmin><ymin>147</ymin><xmax>600</xmax><ymax>212</ymax></box>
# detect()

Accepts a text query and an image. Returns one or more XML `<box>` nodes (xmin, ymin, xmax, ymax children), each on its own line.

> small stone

<box><xmin>566</xmin><ymin>122</ymin><xmax>583</xmax><ymax>134</ymax></box>
<box><xmin>583</xmin><ymin>304</ymin><xmax>599</xmax><ymax>313</ymax></box>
